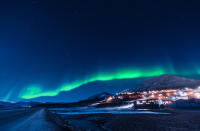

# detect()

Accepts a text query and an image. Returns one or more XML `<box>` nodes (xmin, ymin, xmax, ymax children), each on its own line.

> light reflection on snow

<box><xmin>56</xmin><ymin>110</ymin><xmax>170</xmax><ymax>115</ymax></box>
<box><xmin>49</xmin><ymin>105</ymin><xmax>170</xmax><ymax>115</ymax></box>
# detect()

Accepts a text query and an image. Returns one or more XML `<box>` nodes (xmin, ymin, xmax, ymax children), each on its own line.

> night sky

<box><xmin>1</xmin><ymin>0</ymin><xmax>200</xmax><ymax>102</ymax></box>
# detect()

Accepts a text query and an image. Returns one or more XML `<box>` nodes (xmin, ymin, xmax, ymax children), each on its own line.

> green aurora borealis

<box><xmin>2</xmin><ymin>0</ymin><xmax>200</xmax><ymax>103</ymax></box>
<box><xmin>19</xmin><ymin>66</ymin><xmax>174</xmax><ymax>99</ymax></box>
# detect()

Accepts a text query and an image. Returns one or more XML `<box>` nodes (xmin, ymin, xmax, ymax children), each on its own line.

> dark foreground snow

<box><xmin>0</xmin><ymin>108</ymin><xmax>62</xmax><ymax>131</ymax></box>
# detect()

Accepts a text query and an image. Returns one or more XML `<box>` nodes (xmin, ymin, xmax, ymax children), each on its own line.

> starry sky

<box><xmin>1</xmin><ymin>0</ymin><xmax>200</xmax><ymax>102</ymax></box>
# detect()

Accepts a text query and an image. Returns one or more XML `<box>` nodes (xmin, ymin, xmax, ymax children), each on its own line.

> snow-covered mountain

<box><xmin>132</xmin><ymin>74</ymin><xmax>200</xmax><ymax>91</ymax></box>
<box><xmin>88</xmin><ymin>92</ymin><xmax>112</xmax><ymax>100</ymax></box>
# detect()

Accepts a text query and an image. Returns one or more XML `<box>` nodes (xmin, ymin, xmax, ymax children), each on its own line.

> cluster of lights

<box><xmin>105</xmin><ymin>86</ymin><xmax>200</xmax><ymax>104</ymax></box>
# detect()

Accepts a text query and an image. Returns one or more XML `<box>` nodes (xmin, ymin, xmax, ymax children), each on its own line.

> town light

<box><xmin>111</xmin><ymin>86</ymin><xmax>200</xmax><ymax>106</ymax></box>
<box><xmin>195</xmin><ymin>93</ymin><xmax>200</xmax><ymax>98</ymax></box>
<box><xmin>178</xmin><ymin>90</ymin><xmax>185</xmax><ymax>96</ymax></box>
<box><xmin>106</xmin><ymin>96</ymin><xmax>113</xmax><ymax>103</ymax></box>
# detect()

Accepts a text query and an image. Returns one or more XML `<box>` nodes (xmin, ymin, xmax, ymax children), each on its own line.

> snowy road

<box><xmin>0</xmin><ymin>108</ymin><xmax>62</xmax><ymax>131</ymax></box>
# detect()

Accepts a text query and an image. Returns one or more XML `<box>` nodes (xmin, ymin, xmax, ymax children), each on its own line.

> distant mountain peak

<box><xmin>88</xmin><ymin>92</ymin><xmax>112</xmax><ymax>100</ymax></box>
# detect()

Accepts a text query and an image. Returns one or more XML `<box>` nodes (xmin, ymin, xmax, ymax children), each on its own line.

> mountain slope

<box><xmin>132</xmin><ymin>74</ymin><xmax>200</xmax><ymax>91</ymax></box>
<box><xmin>88</xmin><ymin>92</ymin><xmax>112</xmax><ymax>100</ymax></box>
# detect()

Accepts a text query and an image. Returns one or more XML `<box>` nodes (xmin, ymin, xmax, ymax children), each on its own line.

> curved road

<box><xmin>0</xmin><ymin>108</ymin><xmax>62</xmax><ymax>131</ymax></box>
